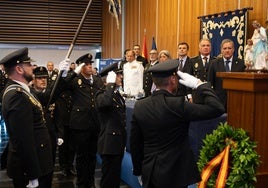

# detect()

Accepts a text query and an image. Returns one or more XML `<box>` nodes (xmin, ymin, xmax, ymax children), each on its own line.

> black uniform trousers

<box><xmin>71</xmin><ymin>129</ymin><xmax>99</xmax><ymax>188</ymax></box>
<box><xmin>100</xmin><ymin>154</ymin><xmax>123</xmax><ymax>188</ymax></box>
<box><xmin>58</xmin><ymin>126</ymin><xmax>76</xmax><ymax>172</ymax></box>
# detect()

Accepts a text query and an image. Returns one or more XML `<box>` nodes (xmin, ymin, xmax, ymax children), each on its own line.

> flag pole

<box><xmin>45</xmin><ymin>0</ymin><xmax>93</xmax><ymax>112</ymax></box>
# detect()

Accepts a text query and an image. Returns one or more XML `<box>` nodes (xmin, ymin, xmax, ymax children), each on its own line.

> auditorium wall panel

<box><xmin>101</xmin><ymin>0</ymin><xmax>268</xmax><ymax>59</ymax></box>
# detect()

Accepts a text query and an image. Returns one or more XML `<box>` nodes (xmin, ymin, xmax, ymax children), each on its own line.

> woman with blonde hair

<box><xmin>158</xmin><ymin>50</ymin><xmax>171</xmax><ymax>63</ymax></box>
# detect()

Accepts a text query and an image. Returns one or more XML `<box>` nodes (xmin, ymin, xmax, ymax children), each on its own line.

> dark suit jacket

<box><xmin>95</xmin><ymin>83</ymin><xmax>126</xmax><ymax>155</ymax></box>
<box><xmin>2</xmin><ymin>80</ymin><xmax>53</xmax><ymax>180</ymax></box>
<box><xmin>137</xmin><ymin>55</ymin><xmax>148</xmax><ymax>67</ymax></box>
<box><xmin>177</xmin><ymin>57</ymin><xmax>192</xmax><ymax>97</ymax></box>
<box><xmin>207</xmin><ymin>57</ymin><xmax>245</xmax><ymax>109</ymax></box>
<box><xmin>130</xmin><ymin>83</ymin><xmax>225</xmax><ymax>188</ymax></box>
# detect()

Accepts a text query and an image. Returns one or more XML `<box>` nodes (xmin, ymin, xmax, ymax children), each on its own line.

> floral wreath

<box><xmin>197</xmin><ymin>122</ymin><xmax>260</xmax><ymax>188</ymax></box>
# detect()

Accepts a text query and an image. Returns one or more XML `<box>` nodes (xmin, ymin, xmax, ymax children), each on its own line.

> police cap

<box><xmin>33</xmin><ymin>66</ymin><xmax>48</xmax><ymax>78</ymax></box>
<box><xmin>99</xmin><ymin>62</ymin><xmax>123</xmax><ymax>77</ymax></box>
<box><xmin>0</xmin><ymin>47</ymin><xmax>34</xmax><ymax>68</ymax></box>
<box><xmin>148</xmin><ymin>59</ymin><xmax>179</xmax><ymax>77</ymax></box>
<box><xmin>75</xmin><ymin>53</ymin><xmax>93</xmax><ymax>65</ymax></box>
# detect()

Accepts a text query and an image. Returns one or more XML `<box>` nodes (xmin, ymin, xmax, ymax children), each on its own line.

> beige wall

<box><xmin>102</xmin><ymin>0</ymin><xmax>268</xmax><ymax>59</ymax></box>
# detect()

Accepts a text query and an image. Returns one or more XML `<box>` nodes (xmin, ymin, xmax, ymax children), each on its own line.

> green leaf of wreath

<box><xmin>197</xmin><ymin>122</ymin><xmax>260</xmax><ymax>188</ymax></box>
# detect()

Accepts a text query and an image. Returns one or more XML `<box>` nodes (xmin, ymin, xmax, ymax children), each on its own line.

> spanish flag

<box><xmin>142</xmin><ymin>35</ymin><xmax>148</xmax><ymax>59</ymax></box>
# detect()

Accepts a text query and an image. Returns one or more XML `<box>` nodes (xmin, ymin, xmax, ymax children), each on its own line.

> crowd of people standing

<box><xmin>0</xmin><ymin>19</ymin><xmax>267</xmax><ymax>188</ymax></box>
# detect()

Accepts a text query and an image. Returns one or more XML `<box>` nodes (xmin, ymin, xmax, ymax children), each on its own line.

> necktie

<box><xmin>203</xmin><ymin>57</ymin><xmax>208</xmax><ymax>68</ymax></box>
<box><xmin>225</xmin><ymin>60</ymin><xmax>230</xmax><ymax>72</ymax></box>
<box><xmin>179</xmin><ymin>59</ymin><xmax>183</xmax><ymax>70</ymax></box>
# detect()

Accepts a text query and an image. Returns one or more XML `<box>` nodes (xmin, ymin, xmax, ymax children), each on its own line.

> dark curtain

<box><xmin>200</xmin><ymin>8</ymin><xmax>249</xmax><ymax>59</ymax></box>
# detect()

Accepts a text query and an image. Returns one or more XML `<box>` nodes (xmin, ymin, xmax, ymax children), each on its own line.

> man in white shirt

<box><xmin>123</xmin><ymin>50</ymin><xmax>144</xmax><ymax>97</ymax></box>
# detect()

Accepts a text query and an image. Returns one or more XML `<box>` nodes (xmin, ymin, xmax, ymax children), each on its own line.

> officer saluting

<box><xmin>130</xmin><ymin>60</ymin><xmax>225</xmax><ymax>188</ymax></box>
<box><xmin>95</xmin><ymin>63</ymin><xmax>126</xmax><ymax>188</ymax></box>
<box><xmin>0</xmin><ymin>47</ymin><xmax>54</xmax><ymax>188</ymax></box>
<box><xmin>67</xmin><ymin>53</ymin><xmax>104</xmax><ymax>188</ymax></box>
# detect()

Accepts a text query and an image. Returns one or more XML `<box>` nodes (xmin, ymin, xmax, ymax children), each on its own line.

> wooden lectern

<box><xmin>217</xmin><ymin>72</ymin><xmax>268</xmax><ymax>187</ymax></box>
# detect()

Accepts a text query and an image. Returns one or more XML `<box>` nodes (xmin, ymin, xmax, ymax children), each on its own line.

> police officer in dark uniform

<box><xmin>46</xmin><ymin>61</ymin><xmax>59</xmax><ymax>88</ymax></box>
<box><xmin>143</xmin><ymin>49</ymin><xmax>159</xmax><ymax>97</ymax></box>
<box><xmin>0</xmin><ymin>47</ymin><xmax>54</xmax><ymax>188</ymax></box>
<box><xmin>190</xmin><ymin>39</ymin><xmax>216</xmax><ymax>103</ymax></box>
<box><xmin>190</xmin><ymin>39</ymin><xmax>215</xmax><ymax>82</ymax></box>
<box><xmin>68</xmin><ymin>53</ymin><xmax>104</xmax><ymax>188</ymax></box>
<box><xmin>95</xmin><ymin>63</ymin><xmax>126</xmax><ymax>188</ymax></box>
<box><xmin>56</xmin><ymin>89</ymin><xmax>76</xmax><ymax>177</ymax></box>
<box><xmin>31</xmin><ymin>66</ymin><xmax>64</xmax><ymax>165</ymax></box>
<box><xmin>130</xmin><ymin>60</ymin><xmax>225</xmax><ymax>188</ymax></box>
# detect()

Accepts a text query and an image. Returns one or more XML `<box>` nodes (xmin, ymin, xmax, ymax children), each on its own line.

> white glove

<box><xmin>106</xmin><ymin>71</ymin><xmax>117</xmax><ymax>83</ymax></box>
<box><xmin>57</xmin><ymin>138</ymin><xmax>64</xmax><ymax>146</ymax></box>
<box><xmin>74</xmin><ymin>62</ymin><xmax>85</xmax><ymax>74</ymax></box>
<box><xmin>59</xmin><ymin>58</ymin><xmax>71</xmax><ymax>77</ymax></box>
<box><xmin>177</xmin><ymin>71</ymin><xmax>201</xmax><ymax>89</ymax></box>
<box><xmin>26</xmin><ymin>179</ymin><xmax>39</xmax><ymax>188</ymax></box>
<box><xmin>137</xmin><ymin>175</ymin><xmax>143</xmax><ymax>186</ymax></box>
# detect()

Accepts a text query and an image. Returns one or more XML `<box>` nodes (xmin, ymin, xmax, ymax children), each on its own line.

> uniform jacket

<box><xmin>143</xmin><ymin>61</ymin><xmax>158</xmax><ymax>97</ymax></box>
<box><xmin>69</xmin><ymin>73</ymin><xmax>104</xmax><ymax>130</ymax></box>
<box><xmin>95</xmin><ymin>83</ymin><xmax>126</xmax><ymax>155</ymax></box>
<box><xmin>130</xmin><ymin>83</ymin><xmax>225</xmax><ymax>188</ymax></box>
<box><xmin>190</xmin><ymin>55</ymin><xmax>216</xmax><ymax>81</ymax></box>
<box><xmin>47</xmin><ymin>69</ymin><xmax>58</xmax><ymax>88</ymax></box>
<box><xmin>123</xmin><ymin>60</ymin><xmax>144</xmax><ymax>96</ymax></box>
<box><xmin>2</xmin><ymin>80</ymin><xmax>53</xmax><ymax>180</ymax></box>
<box><xmin>207</xmin><ymin>57</ymin><xmax>245</xmax><ymax>108</ymax></box>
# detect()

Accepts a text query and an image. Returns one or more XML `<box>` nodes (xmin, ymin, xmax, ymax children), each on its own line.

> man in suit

<box><xmin>208</xmin><ymin>38</ymin><xmax>246</xmax><ymax>110</ymax></box>
<box><xmin>176</xmin><ymin>42</ymin><xmax>192</xmax><ymax>101</ymax></box>
<box><xmin>130</xmin><ymin>60</ymin><xmax>225</xmax><ymax>188</ymax></box>
<box><xmin>133</xmin><ymin>44</ymin><xmax>149</xmax><ymax>67</ymax></box>
<box><xmin>0</xmin><ymin>47</ymin><xmax>57</xmax><ymax>188</ymax></box>
<box><xmin>95</xmin><ymin>62</ymin><xmax>126</xmax><ymax>188</ymax></box>
<box><xmin>190</xmin><ymin>38</ymin><xmax>216</xmax><ymax>103</ymax></box>
<box><xmin>68</xmin><ymin>53</ymin><xmax>104</xmax><ymax>188</ymax></box>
